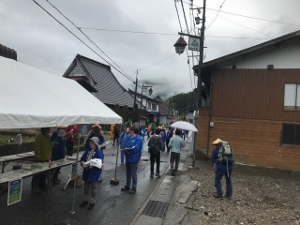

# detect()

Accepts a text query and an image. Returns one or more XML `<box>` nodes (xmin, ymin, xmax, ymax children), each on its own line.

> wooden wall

<box><xmin>211</xmin><ymin>69</ymin><xmax>300</xmax><ymax>122</ymax></box>
<box><xmin>196</xmin><ymin>115</ymin><xmax>300</xmax><ymax>171</ymax></box>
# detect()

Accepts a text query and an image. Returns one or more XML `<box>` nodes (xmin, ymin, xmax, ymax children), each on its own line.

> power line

<box><xmin>182</xmin><ymin>1</ymin><xmax>300</xmax><ymax>27</ymax></box>
<box><xmin>174</xmin><ymin>0</ymin><xmax>183</xmax><ymax>33</ymax></box>
<box><xmin>206</xmin><ymin>0</ymin><xmax>227</xmax><ymax>29</ymax></box>
<box><xmin>33</xmin><ymin>0</ymin><xmax>135</xmax><ymax>84</ymax></box>
<box><xmin>215</xmin><ymin>12</ymin><xmax>271</xmax><ymax>37</ymax></box>
<box><xmin>80</xmin><ymin>26</ymin><xmax>270</xmax><ymax>40</ymax></box>
<box><xmin>46</xmin><ymin>0</ymin><xmax>133</xmax><ymax>82</ymax></box>
<box><xmin>207</xmin><ymin>7</ymin><xmax>300</xmax><ymax>27</ymax></box>
<box><xmin>138</xmin><ymin>54</ymin><xmax>177</xmax><ymax>71</ymax></box>
<box><xmin>79</xmin><ymin>27</ymin><xmax>177</xmax><ymax>36</ymax></box>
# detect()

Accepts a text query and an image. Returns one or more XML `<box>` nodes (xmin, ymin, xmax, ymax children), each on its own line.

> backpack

<box><xmin>148</xmin><ymin>136</ymin><xmax>160</xmax><ymax>155</ymax></box>
<box><xmin>217</xmin><ymin>141</ymin><xmax>235</xmax><ymax>164</ymax></box>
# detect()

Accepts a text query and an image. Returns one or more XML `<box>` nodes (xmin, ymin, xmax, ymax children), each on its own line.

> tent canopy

<box><xmin>0</xmin><ymin>57</ymin><xmax>122</xmax><ymax>129</ymax></box>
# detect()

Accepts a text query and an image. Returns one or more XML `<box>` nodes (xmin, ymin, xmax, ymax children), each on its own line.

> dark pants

<box><xmin>214</xmin><ymin>169</ymin><xmax>232</xmax><ymax>197</ymax></box>
<box><xmin>113</xmin><ymin>134</ymin><xmax>119</xmax><ymax>145</ymax></box>
<box><xmin>125</xmin><ymin>162</ymin><xmax>138</xmax><ymax>189</ymax></box>
<box><xmin>170</xmin><ymin>152</ymin><xmax>180</xmax><ymax>173</ymax></box>
<box><xmin>150</xmin><ymin>152</ymin><xmax>161</xmax><ymax>175</ymax></box>
<box><xmin>66</xmin><ymin>141</ymin><xmax>74</xmax><ymax>156</ymax></box>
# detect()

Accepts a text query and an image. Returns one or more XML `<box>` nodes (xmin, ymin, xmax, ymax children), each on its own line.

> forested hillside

<box><xmin>166</xmin><ymin>91</ymin><xmax>195</xmax><ymax>115</ymax></box>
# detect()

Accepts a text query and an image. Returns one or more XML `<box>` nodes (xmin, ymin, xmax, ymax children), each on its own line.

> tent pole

<box><xmin>111</xmin><ymin>124</ymin><xmax>122</xmax><ymax>185</ymax></box>
<box><xmin>70</xmin><ymin>133</ymin><xmax>81</xmax><ymax>214</ymax></box>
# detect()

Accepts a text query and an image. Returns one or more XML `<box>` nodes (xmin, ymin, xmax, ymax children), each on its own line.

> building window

<box><xmin>282</xmin><ymin>123</ymin><xmax>300</xmax><ymax>145</ymax></box>
<box><xmin>284</xmin><ymin>84</ymin><xmax>300</xmax><ymax>110</ymax></box>
<box><xmin>152</xmin><ymin>103</ymin><xmax>157</xmax><ymax>111</ymax></box>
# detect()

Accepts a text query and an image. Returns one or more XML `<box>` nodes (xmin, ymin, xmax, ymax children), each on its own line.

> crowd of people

<box><xmin>33</xmin><ymin>123</ymin><xmax>229</xmax><ymax>211</ymax></box>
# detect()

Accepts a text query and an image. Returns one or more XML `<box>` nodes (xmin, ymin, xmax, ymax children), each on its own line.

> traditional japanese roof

<box><xmin>63</xmin><ymin>54</ymin><xmax>135</xmax><ymax>108</ymax></box>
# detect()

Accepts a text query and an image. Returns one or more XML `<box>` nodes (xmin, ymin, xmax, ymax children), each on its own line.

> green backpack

<box><xmin>217</xmin><ymin>141</ymin><xmax>235</xmax><ymax>164</ymax></box>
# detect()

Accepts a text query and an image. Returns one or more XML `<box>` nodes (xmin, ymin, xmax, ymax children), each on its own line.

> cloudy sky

<box><xmin>1</xmin><ymin>0</ymin><xmax>300</xmax><ymax>100</ymax></box>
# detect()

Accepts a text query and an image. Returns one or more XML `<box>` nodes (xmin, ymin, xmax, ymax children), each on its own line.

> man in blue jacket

<box><xmin>121</xmin><ymin>126</ymin><xmax>143</xmax><ymax>194</ymax></box>
<box><xmin>211</xmin><ymin>138</ymin><xmax>233</xmax><ymax>199</ymax></box>
<box><xmin>119</xmin><ymin>127</ymin><xmax>131</xmax><ymax>164</ymax></box>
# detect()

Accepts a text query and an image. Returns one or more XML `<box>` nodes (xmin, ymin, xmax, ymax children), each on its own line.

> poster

<box><xmin>71</xmin><ymin>163</ymin><xmax>76</xmax><ymax>179</ymax></box>
<box><xmin>7</xmin><ymin>178</ymin><xmax>22</xmax><ymax>206</ymax></box>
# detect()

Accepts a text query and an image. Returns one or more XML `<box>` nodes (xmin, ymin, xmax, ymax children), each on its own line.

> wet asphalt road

<box><xmin>0</xmin><ymin>138</ymin><xmax>171</xmax><ymax>225</ymax></box>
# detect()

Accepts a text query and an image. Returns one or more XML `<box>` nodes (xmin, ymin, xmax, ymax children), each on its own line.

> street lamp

<box><xmin>173</xmin><ymin>36</ymin><xmax>187</xmax><ymax>55</ymax></box>
<box><xmin>173</xmin><ymin>1</ymin><xmax>206</xmax><ymax>168</ymax></box>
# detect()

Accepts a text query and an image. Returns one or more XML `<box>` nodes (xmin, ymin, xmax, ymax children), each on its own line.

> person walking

<box><xmin>168</xmin><ymin>129</ymin><xmax>185</xmax><ymax>176</ymax></box>
<box><xmin>51</xmin><ymin>128</ymin><xmax>66</xmax><ymax>185</ymax></box>
<box><xmin>113</xmin><ymin>124</ymin><xmax>120</xmax><ymax>146</ymax></box>
<box><xmin>160</xmin><ymin>128</ymin><xmax>167</xmax><ymax>152</ymax></box>
<box><xmin>147</xmin><ymin>124</ymin><xmax>152</xmax><ymax>139</ymax></box>
<box><xmin>84</xmin><ymin>124</ymin><xmax>105</xmax><ymax>150</ymax></box>
<box><xmin>166</xmin><ymin>128</ymin><xmax>173</xmax><ymax>153</ymax></box>
<box><xmin>65</xmin><ymin>125</ymin><xmax>79</xmax><ymax>156</ymax></box>
<box><xmin>119</xmin><ymin>127</ymin><xmax>131</xmax><ymax>165</ymax></box>
<box><xmin>121</xmin><ymin>126</ymin><xmax>143</xmax><ymax>194</ymax></box>
<box><xmin>211</xmin><ymin>138</ymin><xmax>233</xmax><ymax>199</ymax></box>
<box><xmin>148</xmin><ymin>129</ymin><xmax>164</xmax><ymax>178</ymax></box>
<box><xmin>79</xmin><ymin>137</ymin><xmax>104</xmax><ymax>209</ymax></box>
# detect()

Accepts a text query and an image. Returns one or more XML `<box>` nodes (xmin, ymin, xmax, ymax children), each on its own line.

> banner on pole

<box><xmin>188</xmin><ymin>36</ymin><xmax>200</xmax><ymax>51</ymax></box>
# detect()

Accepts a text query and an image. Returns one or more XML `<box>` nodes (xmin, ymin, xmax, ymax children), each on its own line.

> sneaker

<box><xmin>79</xmin><ymin>201</ymin><xmax>89</xmax><ymax>207</ymax></box>
<box><xmin>87</xmin><ymin>203</ymin><xmax>95</xmax><ymax>210</ymax></box>
<box><xmin>129</xmin><ymin>188</ymin><xmax>136</xmax><ymax>194</ymax></box>
<box><xmin>155</xmin><ymin>173</ymin><xmax>161</xmax><ymax>178</ymax></box>
<box><xmin>150</xmin><ymin>174</ymin><xmax>154</xmax><ymax>178</ymax></box>
<box><xmin>121</xmin><ymin>185</ymin><xmax>130</xmax><ymax>191</ymax></box>
<box><xmin>213</xmin><ymin>192</ymin><xmax>223</xmax><ymax>199</ymax></box>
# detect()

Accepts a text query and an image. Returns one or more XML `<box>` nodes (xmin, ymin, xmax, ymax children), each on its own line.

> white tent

<box><xmin>0</xmin><ymin>56</ymin><xmax>122</xmax><ymax>129</ymax></box>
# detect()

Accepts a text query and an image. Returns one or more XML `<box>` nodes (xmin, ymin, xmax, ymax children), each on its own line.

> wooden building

<box><xmin>195</xmin><ymin>30</ymin><xmax>300</xmax><ymax>170</ymax></box>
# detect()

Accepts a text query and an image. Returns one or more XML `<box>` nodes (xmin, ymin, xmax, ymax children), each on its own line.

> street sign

<box><xmin>188</xmin><ymin>36</ymin><xmax>200</xmax><ymax>51</ymax></box>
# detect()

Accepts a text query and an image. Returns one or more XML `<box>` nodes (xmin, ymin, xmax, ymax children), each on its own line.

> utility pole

<box><xmin>173</xmin><ymin>0</ymin><xmax>206</xmax><ymax>167</ymax></box>
<box><xmin>193</xmin><ymin>0</ymin><xmax>206</xmax><ymax>167</ymax></box>
<box><xmin>133</xmin><ymin>70</ymin><xmax>138</xmax><ymax>123</ymax></box>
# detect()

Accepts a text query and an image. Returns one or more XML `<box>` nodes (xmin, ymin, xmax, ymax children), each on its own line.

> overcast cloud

<box><xmin>1</xmin><ymin>0</ymin><xmax>299</xmax><ymax>100</ymax></box>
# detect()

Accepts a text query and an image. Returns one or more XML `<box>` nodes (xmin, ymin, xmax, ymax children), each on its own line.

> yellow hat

<box><xmin>212</xmin><ymin>138</ymin><xmax>222</xmax><ymax>145</ymax></box>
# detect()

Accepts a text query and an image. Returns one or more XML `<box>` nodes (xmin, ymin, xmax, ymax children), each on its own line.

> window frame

<box><xmin>281</xmin><ymin>123</ymin><xmax>300</xmax><ymax>146</ymax></box>
<box><xmin>284</xmin><ymin>83</ymin><xmax>300</xmax><ymax>110</ymax></box>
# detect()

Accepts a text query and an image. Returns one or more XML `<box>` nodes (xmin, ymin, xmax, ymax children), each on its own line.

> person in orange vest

<box><xmin>147</xmin><ymin>124</ymin><xmax>152</xmax><ymax>139</ymax></box>
<box><xmin>110</xmin><ymin>124</ymin><xmax>115</xmax><ymax>139</ymax></box>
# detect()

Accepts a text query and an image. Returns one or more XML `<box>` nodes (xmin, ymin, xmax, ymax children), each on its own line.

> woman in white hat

<box><xmin>79</xmin><ymin>137</ymin><xmax>104</xmax><ymax>209</ymax></box>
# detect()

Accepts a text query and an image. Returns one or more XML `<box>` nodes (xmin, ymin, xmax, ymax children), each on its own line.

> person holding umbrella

<box><xmin>168</xmin><ymin>129</ymin><xmax>185</xmax><ymax>176</ymax></box>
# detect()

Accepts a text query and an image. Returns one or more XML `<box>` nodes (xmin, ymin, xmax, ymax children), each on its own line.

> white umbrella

<box><xmin>171</xmin><ymin>121</ymin><xmax>198</xmax><ymax>132</ymax></box>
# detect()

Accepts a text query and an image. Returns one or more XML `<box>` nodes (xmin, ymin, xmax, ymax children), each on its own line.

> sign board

<box><xmin>188</xmin><ymin>36</ymin><xmax>200</xmax><ymax>51</ymax></box>
<box><xmin>71</xmin><ymin>162</ymin><xmax>77</xmax><ymax>179</ymax></box>
<box><xmin>7</xmin><ymin>178</ymin><xmax>22</xmax><ymax>206</ymax></box>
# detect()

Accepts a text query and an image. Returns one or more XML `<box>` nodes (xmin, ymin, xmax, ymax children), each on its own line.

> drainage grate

<box><xmin>142</xmin><ymin>200</ymin><xmax>169</xmax><ymax>218</ymax></box>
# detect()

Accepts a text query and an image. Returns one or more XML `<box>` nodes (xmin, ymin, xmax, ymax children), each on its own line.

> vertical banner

<box><xmin>7</xmin><ymin>178</ymin><xmax>22</xmax><ymax>206</ymax></box>
<box><xmin>71</xmin><ymin>162</ymin><xmax>77</xmax><ymax>179</ymax></box>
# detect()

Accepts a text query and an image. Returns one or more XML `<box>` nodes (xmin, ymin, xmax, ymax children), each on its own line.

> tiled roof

<box><xmin>155</xmin><ymin>96</ymin><xmax>174</xmax><ymax>116</ymax></box>
<box><xmin>63</xmin><ymin>54</ymin><xmax>135</xmax><ymax>108</ymax></box>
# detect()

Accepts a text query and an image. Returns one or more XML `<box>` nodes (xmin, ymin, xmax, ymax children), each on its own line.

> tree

<box><xmin>113</xmin><ymin>104</ymin><xmax>122</xmax><ymax>117</ymax></box>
